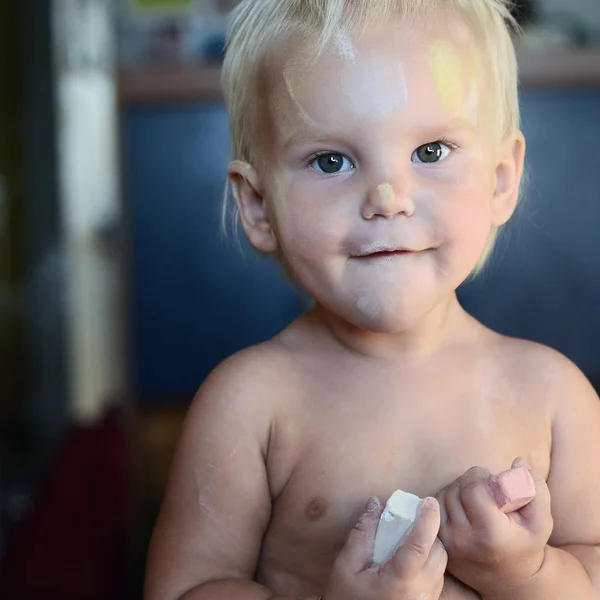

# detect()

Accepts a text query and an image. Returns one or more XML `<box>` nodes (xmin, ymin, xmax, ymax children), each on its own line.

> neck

<box><xmin>308</xmin><ymin>293</ymin><xmax>471</xmax><ymax>361</ymax></box>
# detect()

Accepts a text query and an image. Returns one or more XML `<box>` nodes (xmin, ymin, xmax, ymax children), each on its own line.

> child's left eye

<box><xmin>412</xmin><ymin>142</ymin><xmax>453</xmax><ymax>164</ymax></box>
<box><xmin>310</xmin><ymin>153</ymin><xmax>355</xmax><ymax>174</ymax></box>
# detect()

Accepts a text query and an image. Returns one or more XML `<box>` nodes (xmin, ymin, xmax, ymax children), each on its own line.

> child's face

<box><xmin>233</xmin><ymin>16</ymin><xmax>523</xmax><ymax>333</ymax></box>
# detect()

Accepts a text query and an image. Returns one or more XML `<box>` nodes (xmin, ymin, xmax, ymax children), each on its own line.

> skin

<box><xmin>377</xmin><ymin>183</ymin><xmax>397</xmax><ymax>211</ymax></box>
<box><xmin>144</xmin><ymin>14</ymin><xmax>600</xmax><ymax>600</ymax></box>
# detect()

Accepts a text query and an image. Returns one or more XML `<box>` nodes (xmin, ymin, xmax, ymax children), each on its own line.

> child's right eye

<box><xmin>309</xmin><ymin>153</ymin><xmax>355</xmax><ymax>175</ymax></box>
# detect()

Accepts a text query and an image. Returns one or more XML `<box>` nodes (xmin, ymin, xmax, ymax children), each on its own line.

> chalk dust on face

<box><xmin>355</xmin><ymin>263</ymin><xmax>401</xmax><ymax>322</ymax></box>
<box><xmin>466</xmin><ymin>80</ymin><xmax>480</xmax><ymax>128</ymax></box>
<box><xmin>356</xmin><ymin>290</ymin><xmax>398</xmax><ymax>324</ymax></box>
<box><xmin>283</xmin><ymin>62</ymin><xmax>320</xmax><ymax>129</ymax></box>
<box><xmin>427</xmin><ymin>32</ymin><xmax>484</xmax><ymax>129</ymax></box>
<box><xmin>335</xmin><ymin>33</ymin><xmax>356</xmax><ymax>61</ymax></box>
<box><xmin>428</xmin><ymin>41</ymin><xmax>464</xmax><ymax>116</ymax></box>
<box><xmin>357</xmin><ymin>295</ymin><xmax>382</xmax><ymax>319</ymax></box>
<box><xmin>378</xmin><ymin>182</ymin><xmax>396</xmax><ymax>208</ymax></box>
<box><xmin>280</xmin><ymin>39</ymin><xmax>409</xmax><ymax>130</ymax></box>
<box><xmin>340</xmin><ymin>57</ymin><xmax>409</xmax><ymax>121</ymax></box>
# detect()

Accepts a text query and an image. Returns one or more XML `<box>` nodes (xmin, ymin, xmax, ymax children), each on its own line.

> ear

<box><xmin>228</xmin><ymin>160</ymin><xmax>278</xmax><ymax>253</ymax></box>
<box><xmin>491</xmin><ymin>131</ymin><xmax>526</xmax><ymax>227</ymax></box>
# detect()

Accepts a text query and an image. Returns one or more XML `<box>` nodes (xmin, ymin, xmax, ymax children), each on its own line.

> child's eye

<box><xmin>310</xmin><ymin>153</ymin><xmax>355</xmax><ymax>174</ymax></box>
<box><xmin>412</xmin><ymin>142</ymin><xmax>453</xmax><ymax>164</ymax></box>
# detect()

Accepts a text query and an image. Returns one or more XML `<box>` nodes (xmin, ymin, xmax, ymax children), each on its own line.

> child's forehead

<box><xmin>264</xmin><ymin>12</ymin><xmax>483</xmax><ymax>90</ymax></box>
<box><xmin>269</xmin><ymin>10</ymin><xmax>480</xmax><ymax>62</ymax></box>
<box><xmin>262</xmin><ymin>16</ymin><xmax>486</xmax><ymax>130</ymax></box>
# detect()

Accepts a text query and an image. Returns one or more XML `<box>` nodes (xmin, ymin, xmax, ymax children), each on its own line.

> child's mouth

<box><xmin>370</xmin><ymin>250</ymin><xmax>412</xmax><ymax>257</ymax></box>
<box><xmin>356</xmin><ymin>249</ymin><xmax>418</xmax><ymax>259</ymax></box>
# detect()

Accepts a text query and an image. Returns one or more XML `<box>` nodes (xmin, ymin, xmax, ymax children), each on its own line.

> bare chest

<box><xmin>257</xmin><ymin>371</ymin><xmax>551</xmax><ymax>592</ymax></box>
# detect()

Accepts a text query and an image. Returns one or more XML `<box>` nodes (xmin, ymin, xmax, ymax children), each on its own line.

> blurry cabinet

<box><xmin>459</xmin><ymin>87</ymin><xmax>600</xmax><ymax>384</ymax></box>
<box><xmin>122</xmin><ymin>103</ymin><xmax>304</xmax><ymax>402</ymax></box>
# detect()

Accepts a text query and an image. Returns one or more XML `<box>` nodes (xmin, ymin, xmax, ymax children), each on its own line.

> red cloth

<box><xmin>0</xmin><ymin>409</ymin><xmax>128</xmax><ymax>600</ymax></box>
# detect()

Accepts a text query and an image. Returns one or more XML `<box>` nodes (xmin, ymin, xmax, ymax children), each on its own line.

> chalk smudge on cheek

<box><xmin>428</xmin><ymin>41</ymin><xmax>463</xmax><ymax>115</ymax></box>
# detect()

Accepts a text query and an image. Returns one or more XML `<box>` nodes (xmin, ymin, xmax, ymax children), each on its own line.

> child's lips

<box><xmin>361</xmin><ymin>249</ymin><xmax>414</xmax><ymax>258</ymax></box>
<box><xmin>353</xmin><ymin>247</ymin><xmax>427</xmax><ymax>259</ymax></box>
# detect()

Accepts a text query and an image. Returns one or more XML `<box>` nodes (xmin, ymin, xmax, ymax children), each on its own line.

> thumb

<box><xmin>511</xmin><ymin>458</ymin><xmax>552</xmax><ymax>533</ymax></box>
<box><xmin>337</xmin><ymin>497</ymin><xmax>383</xmax><ymax>571</ymax></box>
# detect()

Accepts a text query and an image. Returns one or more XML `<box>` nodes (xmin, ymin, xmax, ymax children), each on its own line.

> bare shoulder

<box><xmin>487</xmin><ymin>332</ymin><xmax>596</xmax><ymax>413</ymax></box>
<box><xmin>144</xmin><ymin>339</ymin><xmax>300</xmax><ymax>600</ymax></box>
<box><xmin>189</xmin><ymin>338</ymin><xmax>297</xmax><ymax>428</ymax></box>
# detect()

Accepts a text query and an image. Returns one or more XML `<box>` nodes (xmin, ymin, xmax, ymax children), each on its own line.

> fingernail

<box><xmin>422</xmin><ymin>497</ymin><xmax>438</xmax><ymax>511</ymax></box>
<box><xmin>366</xmin><ymin>497</ymin><xmax>380</xmax><ymax>512</ymax></box>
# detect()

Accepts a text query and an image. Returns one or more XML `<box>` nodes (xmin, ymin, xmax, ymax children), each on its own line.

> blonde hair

<box><xmin>221</xmin><ymin>0</ymin><xmax>522</xmax><ymax>273</ymax></box>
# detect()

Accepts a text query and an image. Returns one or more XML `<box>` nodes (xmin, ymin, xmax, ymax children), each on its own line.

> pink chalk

<box><xmin>489</xmin><ymin>467</ymin><xmax>536</xmax><ymax>513</ymax></box>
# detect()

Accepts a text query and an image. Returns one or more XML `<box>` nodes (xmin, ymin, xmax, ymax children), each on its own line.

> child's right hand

<box><xmin>322</xmin><ymin>496</ymin><xmax>447</xmax><ymax>600</ymax></box>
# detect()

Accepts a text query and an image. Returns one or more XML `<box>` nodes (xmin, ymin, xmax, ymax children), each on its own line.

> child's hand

<box><xmin>323</xmin><ymin>496</ymin><xmax>447</xmax><ymax>600</ymax></box>
<box><xmin>440</xmin><ymin>573</ymin><xmax>481</xmax><ymax>599</ymax></box>
<box><xmin>435</xmin><ymin>459</ymin><xmax>553</xmax><ymax>597</ymax></box>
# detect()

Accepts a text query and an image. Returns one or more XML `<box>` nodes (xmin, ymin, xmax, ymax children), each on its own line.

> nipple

<box><xmin>304</xmin><ymin>496</ymin><xmax>329</xmax><ymax>522</ymax></box>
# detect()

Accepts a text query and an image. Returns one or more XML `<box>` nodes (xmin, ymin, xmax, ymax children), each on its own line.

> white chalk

<box><xmin>373</xmin><ymin>490</ymin><xmax>423</xmax><ymax>565</ymax></box>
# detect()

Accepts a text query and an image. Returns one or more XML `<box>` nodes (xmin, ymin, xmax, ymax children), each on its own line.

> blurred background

<box><xmin>0</xmin><ymin>0</ymin><xmax>598</xmax><ymax>598</ymax></box>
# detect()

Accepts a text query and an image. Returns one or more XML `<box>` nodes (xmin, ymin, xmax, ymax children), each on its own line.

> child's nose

<box><xmin>361</xmin><ymin>181</ymin><xmax>415</xmax><ymax>220</ymax></box>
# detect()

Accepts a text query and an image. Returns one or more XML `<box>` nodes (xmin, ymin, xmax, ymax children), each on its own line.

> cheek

<box><xmin>441</xmin><ymin>178</ymin><xmax>495</xmax><ymax>248</ymax></box>
<box><xmin>275</xmin><ymin>180</ymin><xmax>355</xmax><ymax>255</ymax></box>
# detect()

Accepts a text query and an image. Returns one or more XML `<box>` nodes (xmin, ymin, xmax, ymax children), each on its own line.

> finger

<box><xmin>433</xmin><ymin>575</ymin><xmax>445</xmax><ymax>600</ymax></box>
<box><xmin>337</xmin><ymin>497</ymin><xmax>384</xmax><ymax>572</ymax></box>
<box><xmin>435</xmin><ymin>487</ymin><xmax>450</xmax><ymax>527</ymax></box>
<box><xmin>386</xmin><ymin>497</ymin><xmax>441</xmax><ymax>580</ymax></box>
<box><xmin>511</xmin><ymin>458</ymin><xmax>552</xmax><ymax>534</ymax></box>
<box><xmin>442</xmin><ymin>480</ymin><xmax>471</xmax><ymax>529</ymax></box>
<box><xmin>459</xmin><ymin>467</ymin><xmax>503</xmax><ymax>530</ymax></box>
<box><xmin>422</xmin><ymin>537</ymin><xmax>448</xmax><ymax>580</ymax></box>
<box><xmin>511</xmin><ymin>457</ymin><xmax>525</xmax><ymax>469</ymax></box>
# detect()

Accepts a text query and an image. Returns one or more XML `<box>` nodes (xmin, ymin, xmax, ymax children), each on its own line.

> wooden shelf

<box><xmin>517</xmin><ymin>46</ymin><xmax>600</xmax><ymax>88</ymax></box>
<box><xmin>118</xmin><ymin>65</ymin><xmax>223</xmax><ymax>104</ymax></box>
<box><xmin>117</xmin><ymin>47</ymin><xmax>600</xmax><ymax>104</ymax></box>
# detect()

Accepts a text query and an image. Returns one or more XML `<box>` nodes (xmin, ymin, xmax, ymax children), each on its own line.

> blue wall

<box><xmin>125</xmin><ymin>88</ymin><xmax>600</xmax><ymax>401</ymax></box>
<box><xmin>458</xmin><ymin>88</ymin><xmax>600</xmax><ymax>379</ymax></box>
<box><xmin>125</xmin><ymin>104</ymin><xmax>304</xmax><ymax>399</ymax></box>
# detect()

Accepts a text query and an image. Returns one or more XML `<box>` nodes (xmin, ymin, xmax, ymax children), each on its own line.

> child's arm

<box><xmin>488</xmin><ymin>358</ymin><xmax>600</xmax><ymax>600</ymax></box>
<box><xmin>514</xmin><ymin>358</ymin><xmax>600</xmax><ymax>600</ymax></box>
<box><xmin>442</xmin><ymin>354</ymin><xmax>600</xmax><ymax>600</ymax></box>
<box><xmin>144</xmin><ymin>351</ymin><xmax>284</xmax><ymax>600</ymax></box>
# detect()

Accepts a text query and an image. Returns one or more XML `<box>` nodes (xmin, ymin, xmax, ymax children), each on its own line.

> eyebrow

<box><xmin>280</xmin><ymin>128</ymin><xmax>345</xmax><ymax>152</ymax></box>
<box><xmin>280</xmin><ymin>118</ymin><xmax>477</xmax><ymax>150</ymax></box>
<box><xmin>419</xmin><ymin>118</ymin><xmax>478</xmax><ymax>137</ymax></box>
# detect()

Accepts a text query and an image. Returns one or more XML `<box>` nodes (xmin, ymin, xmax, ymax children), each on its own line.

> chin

<box><xmin>348</xmin><ymin>307</ymin><xmax>429</xmax><ymax>335</ymax></box>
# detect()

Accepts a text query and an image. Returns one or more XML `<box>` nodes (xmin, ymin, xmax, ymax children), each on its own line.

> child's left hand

<box><xmin>435</xmin><ymin>458</ymin><xmax>554</xmax><ymax>597</ymax></box>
